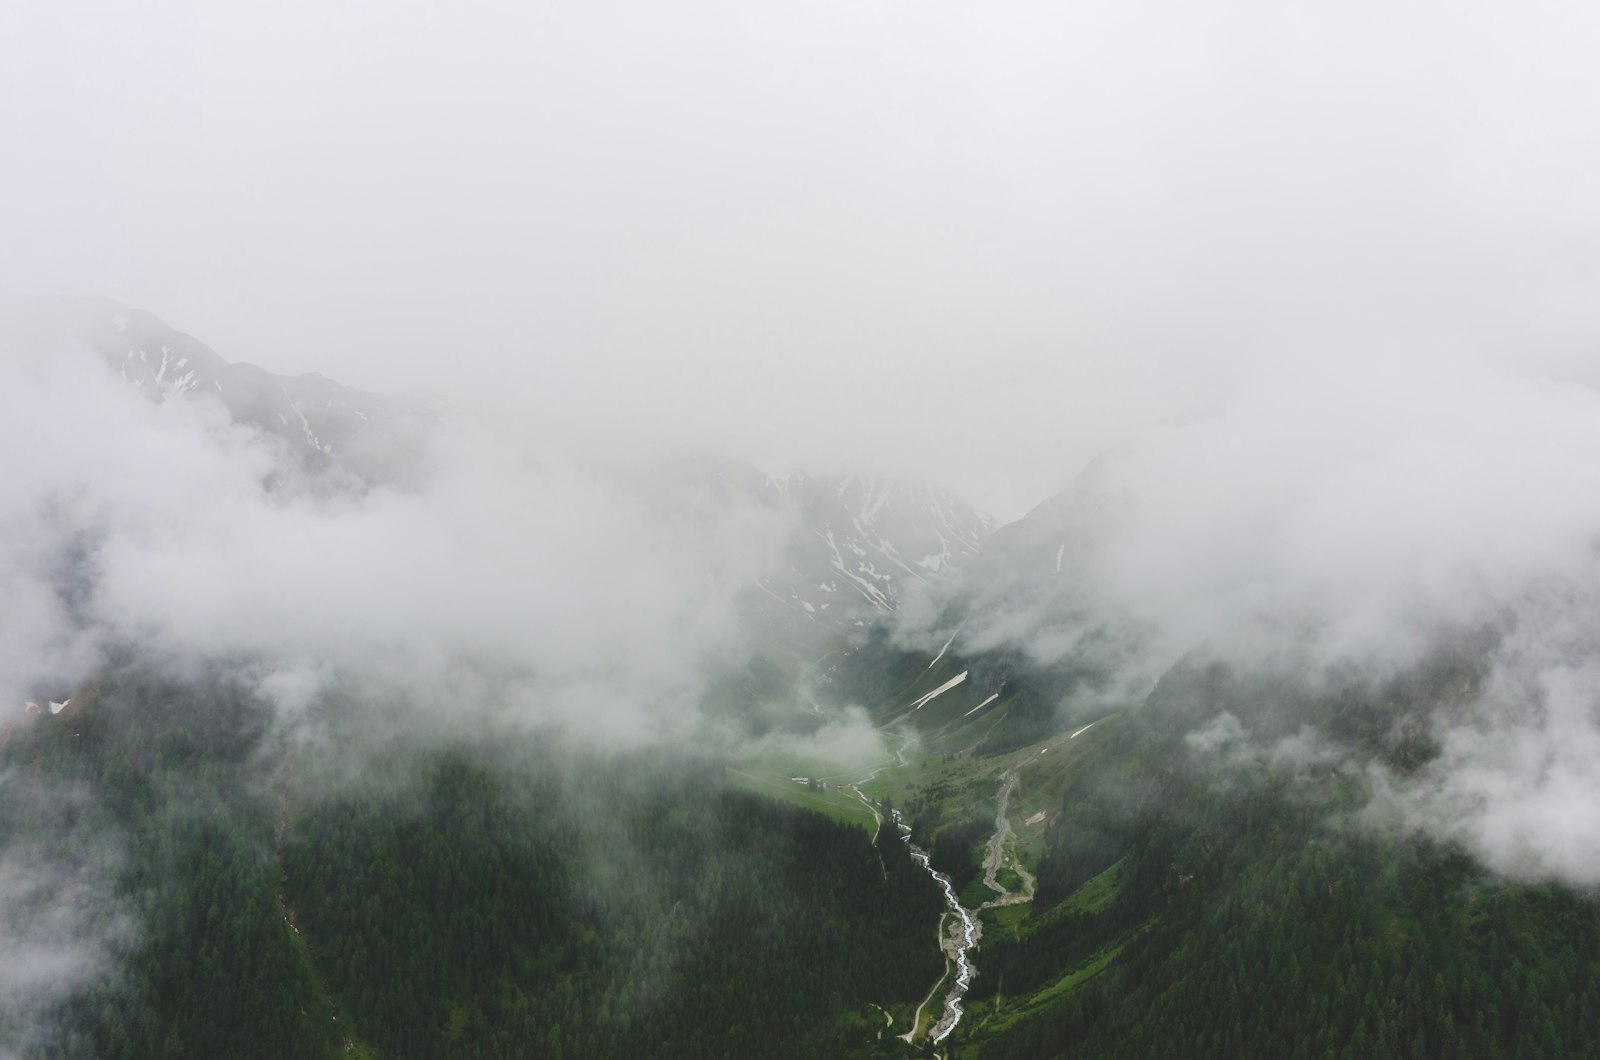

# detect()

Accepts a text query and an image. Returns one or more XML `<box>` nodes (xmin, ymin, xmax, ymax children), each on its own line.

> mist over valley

<box><xmin>10</xmin><ymin>3</ymin><xmax>1600</xmax><ymax>1057</ymax></box>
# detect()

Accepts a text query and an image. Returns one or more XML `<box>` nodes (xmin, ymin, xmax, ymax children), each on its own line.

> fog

<box><xmin>899</xmin><ymin>350</ymin><xmax>1600</xmax><ymax>885</ymax></box>
<box><xmin>11</xmin><ymin>1</ymin><xmax>1600</xmax><ymax>1041</ymax></box>
<box><xmin>1081</xmin><ymin>356</ymin><xmax>1600</xmax><ymax>673</ymax></box>
<box><xmin>0</xmin><ymin>318</ymin><xmax>809</xmax><ymax>1050</ymax></box>
<box><xmin>0</xmin><ymin>772</ymin><xmax>129</xmax><ymax>1060</ymax></box>
<box><xmin>9</xmin><ymin>1</ymin><xmax>1600</xmax><ymax>517</ymax></box>
<box><xmin>0</xmin><ymin>322</ymin><xmax>793</xmax><ymax>742</ymax></box>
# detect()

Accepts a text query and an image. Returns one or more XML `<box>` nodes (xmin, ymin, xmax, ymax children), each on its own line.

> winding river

<box><xmin>895</xmin><ymin>744</ymin><xmax>1052</xmax><ymax>1045</ymax></box>
<box><xmin>831</xmin><ymin>730</ymin><xmax>1061</xmax><ymax>1046</ymax></box>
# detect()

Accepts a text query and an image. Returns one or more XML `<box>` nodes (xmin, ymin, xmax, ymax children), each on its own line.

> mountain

<box><xmin>61</xmin><ymin>297</ymin><xmax>433</xmax><ymax>483</ymax></box>
<box><xmin>750</xmin><ymin>472</ymin><xmax>993</xmax><ymax>641</ymax></box>
<box><xmin>33</xmin><ymin>301</ymin><xmax>996</xmax><ymax>728</ymax></box>
<box><xmin>21</xmin><ymin>301</ymin><xmax>1593</xmax><ymax>1060</ymax></box>
<box><xmin>977</xmin><ymin>453</ymin><xmax>1122</xmax><ymax>582</ymax></box>
<box><xmin>67</xmin><ymin>301</ymin><xmax>995</xmax><ymax>625</ymax></box>
<box><xmin>801</xmin><ymin>457</ymin><xmax>1135</xmax><ymax>747</ymax></box>
<box><xmin>755</xmin><ymin>438</ymin><xmax>1600</xmax><ymax>1056</ymax></box>
<box><xmin>611</xmin><ymin>456</ymin><xmax>993</xmax><ymax>649</ymax></box>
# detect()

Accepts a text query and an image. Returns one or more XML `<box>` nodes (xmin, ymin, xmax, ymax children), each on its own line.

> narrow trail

<box><xmin>846</xmin><ymin>783</ymin><xmax>884</xmax><ymax>835</ymax></box>
<box><xmin>844</xmin><ymin>784</ymin><xmax>889</xmax><ymax>880</ymax></box>
<box><xmin>867</xmin><ymin>1003</ymin><xmax>894</xmax><ymax>1041</ymax></box>
<box><xmin>856</xmin><ymin>735</ymin><xmax>918</xmax><ymax>876</ymax></box>
<box><xmin>901</xmin><ymin>975</ymin><xmax>942</xmax><ymax>1046</ymax></box>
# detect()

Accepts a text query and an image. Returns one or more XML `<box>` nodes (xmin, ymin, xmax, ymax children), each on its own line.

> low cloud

<box><xmin>0</xmin><ymin>316</ymin><xmax>794</xmax><ymax>744</ymax></box>
<box><xmin>0</xmin><ymin>774</ymin><xmax>131</xmax><ymax>1060</ymax></box>
<box><xmin>0</xmin><ymin>314</ymin><xmax>814</xmax><ymax>1050</ymax></box>
<box><xmin>1366</xmin><ymin>577</ymin><xmax>1600</xmax><ymax>887</ymax></box>
<box><xmin>738</xmin><ymin>707</ymin><xmax>891</xmax><ymax>779</ymax></box>
<box><xmin>897</xmin><ymin>352</ymin><xmax>1600</xmax><ymax>884</ymax></box>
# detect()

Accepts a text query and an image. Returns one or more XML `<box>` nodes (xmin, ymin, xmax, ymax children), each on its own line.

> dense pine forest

<box><xmin>0</xmin><ymin>660</ymin><xmax>943</xmax><ymax>1059</ymax></box>
<box><xmin>11</xmin><ymin>646</ymin><xmax>1600</xmax><ymax>1058</ymax></box>
<box><xmin>955</xmin><ymin>659</ymin><xmax>1600</xmax><ymax>1059</ymax></box>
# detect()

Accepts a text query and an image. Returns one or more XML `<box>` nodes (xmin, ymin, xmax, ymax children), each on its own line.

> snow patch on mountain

<box><xmin>753</xmin><ymin>472</ymin><xmax>992</xmax><ymax>635</ymax></box>
<box><xmin>62</xmin><ymin>298</ymin><xmax>430</xmax><ymax>484</ymax></box>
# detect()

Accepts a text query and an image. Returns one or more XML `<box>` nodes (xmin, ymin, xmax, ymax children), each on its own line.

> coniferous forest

<box><xmin>21</xmin><ymin>3</ymin><xmax>1600</xmax><ymax>1057</ymax></box>
<box><xmin>954</xmin><ymin>660</ymin><xmax>1600</xmax><ymax>1060</ymax></box>
<box><xmin>13</xmin><ymin>649</ymin><xmax>1600</xmax><ymax>1059</ymax></box>
<box><xmin>2</xmin><ymin>661</ymin><xmax>943</xmax><ymax>1059</ymax></box>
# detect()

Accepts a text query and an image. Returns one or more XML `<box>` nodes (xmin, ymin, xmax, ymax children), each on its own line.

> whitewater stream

<box><xmin>835</xmin><ymin>731</ymin><xmax>1062</xmax><ymax>1046</ymax></box>
<box><xmin>908</xmin><ymin>842</ymin><xmax>981</xmax><ymax>1044</ymax></box>
<box><xmin>897</xmin><ymin>743</ymin><xmax>1056</xmax><ymax>1045</ymax></box>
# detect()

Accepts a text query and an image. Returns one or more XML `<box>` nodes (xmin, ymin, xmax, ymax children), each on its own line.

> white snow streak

<box><xmin>923</xmin><ymin>631</ymin><xmax>957</xmax><ymax>672</ymax></box>
<box><xmin>963</xmin><ymin>692</ymin><xmax>1000</xmax><ymax>717</ymax></box>
<box><xmin>909</xmin><ymin>671</ymin><xmax>968</xmax><ymax>711</ymax></box>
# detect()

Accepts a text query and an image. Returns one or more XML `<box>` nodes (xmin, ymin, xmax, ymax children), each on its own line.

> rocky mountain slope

<box><xmin>752</xmin><ymin>472</ymin><xmax>993</xmax><ymax>637</ymax></box>
<box><xmin>31</xmin><ymin>300</ymin><xmax>996</xmax><ymax>708</ymax></box>
<box><xmin>63</xmin><ymin>297</ymin><xmax>432</xmax><ymax>483</ymax></box>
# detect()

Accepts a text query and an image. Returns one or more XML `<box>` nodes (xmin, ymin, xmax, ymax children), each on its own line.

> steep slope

<box><xmin>752</xmin><ymin>472</ymin><xmax>993</xmax><ymax>641</ymax></box>
<box><xmin>70</xmin><ymin>299</ymin><xmax>994</xmax><ymax>627</ymax></box>
<box><xmin>0</xmin><ymin>659</ymin><xmax>948</xmax><ymax>1060</ymax></box>
<box><xmin>60</xmin><ymin>297</ymin><xmax>433</xmax><ymax>483</ymax></box>
<box><xmin>804</xmin><ymin>440</ymin><xmax>1600</xmax><ymax>1057</ymax></box>
<box><xmin>977</xmin><ymin>454</ymin><xmax>1123</xmax><ymax>583</ymax></box>
<box><xmin>814</xmin><ymin>595</ymin><xmax>1600</xmax><ymax>1058</ymax></box>
<box><xmin>941</xmin><ymin>655</ymin><xmax>1600</xmax><ymax>1060</ymax></box>
<box><xmin>19</xmin><ymin>301</ymin><xmax>995</xmax><ymax>741</ymax></box>
<box><xmin>616</xmin><ymin>458</ymin><xmax>993</xmax><ymax>654</ymax></box>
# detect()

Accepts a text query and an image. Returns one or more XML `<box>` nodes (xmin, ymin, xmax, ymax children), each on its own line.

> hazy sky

<box><xmin>8</xmin><ymin>1</ymin><xmax>1600</xmax><ymax>517</ymax></box>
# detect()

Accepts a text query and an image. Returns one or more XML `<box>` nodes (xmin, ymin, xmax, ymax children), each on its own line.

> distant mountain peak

<box><xmin>65</xmin><ymin>298</ymin><xmax>432</xmax><ymax>483</ymax></box>
<box><xmin>752</xmin><ymin>471</ymin><xmax>992</xmax><ymax>637</ymax></box>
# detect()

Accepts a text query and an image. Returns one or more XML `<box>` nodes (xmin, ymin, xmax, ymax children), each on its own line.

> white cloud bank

<box><xmin>0</xmin><ymin>318</ymin><xmax>793</xmax><ymax>741</ymax></box>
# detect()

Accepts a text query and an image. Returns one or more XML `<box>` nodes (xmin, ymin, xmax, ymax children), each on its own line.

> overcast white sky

<box><xmin>7</xmin><ymin>1</ymin><xmax>1600</xmax><ymax>518</ymax></box>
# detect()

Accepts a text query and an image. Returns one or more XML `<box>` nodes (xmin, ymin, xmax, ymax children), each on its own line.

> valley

<box><xmin>727</xmin><ymin>630</ymin><xmax>1121</xmax><ymax>1055</ymax></box>
<box><xmin>723</xmin><ymin>617</ymin><xmax>1600</xmax><ymax>1058</ymax></box>
<box><xmin>21</xmin><ymin>3</ymin><xmax>1600</xmax><ymax>1055</ymax></box>
<box><xmin>11</xmin><ymin>302</ymin><xmax>1600</xmax><ymax>1059</ymax></box>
